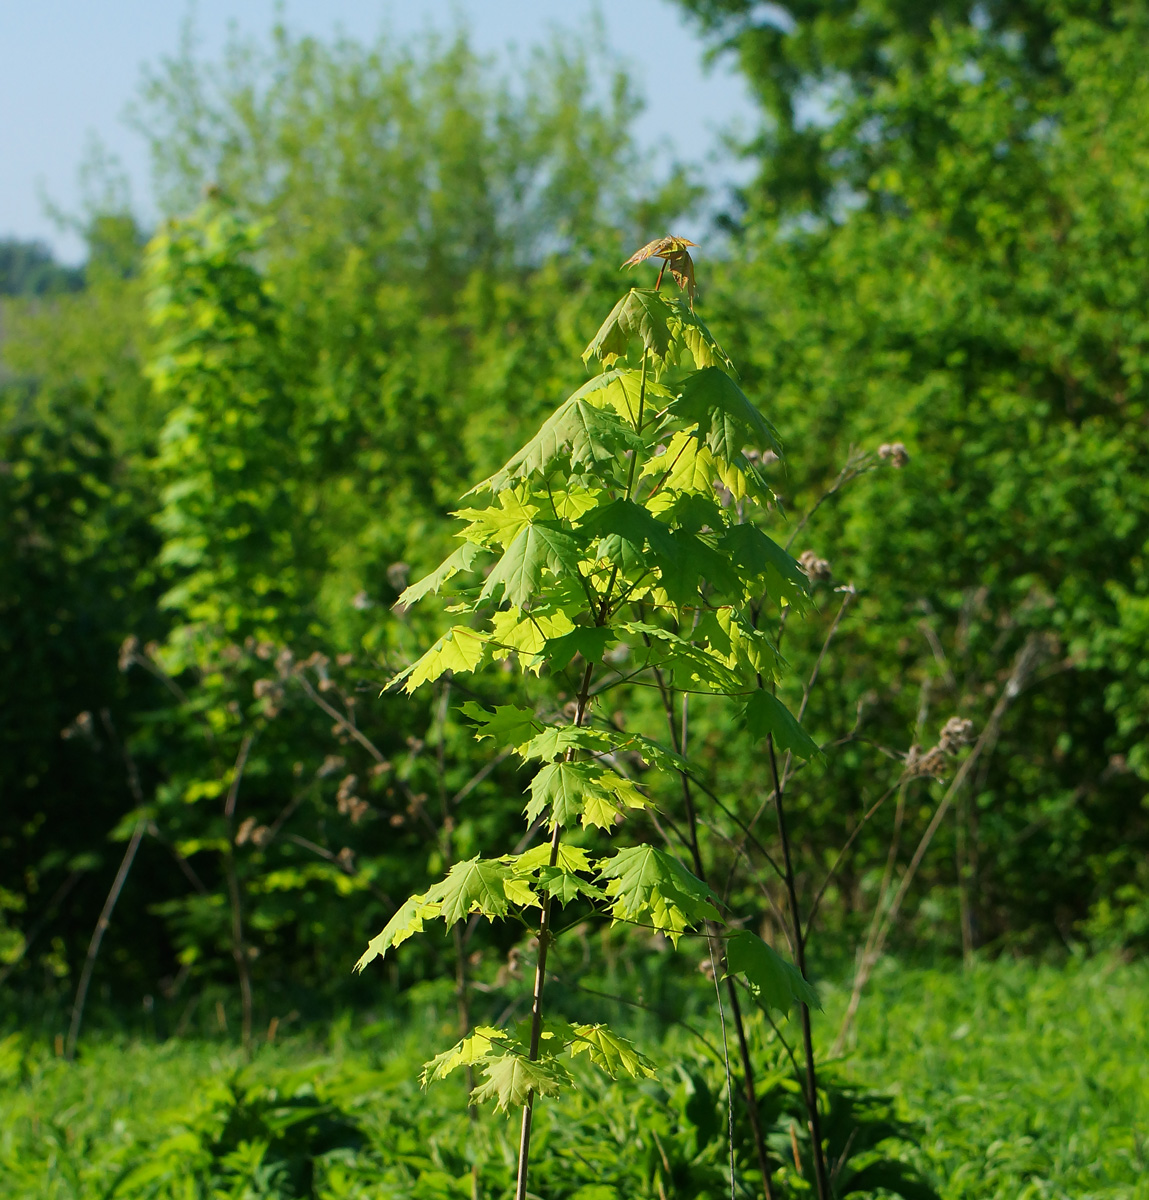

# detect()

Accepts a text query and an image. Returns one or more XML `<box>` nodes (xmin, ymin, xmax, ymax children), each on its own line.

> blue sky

<box><xmin>0</xmin><ymin>0</ymin><xmax>757</xmax><ymax>263</ymax></box>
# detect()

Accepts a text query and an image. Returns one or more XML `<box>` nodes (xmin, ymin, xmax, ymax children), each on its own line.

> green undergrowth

<box><xmin>1</xmin><ymin>957</ymin><xmax>1145</xmax><ymax>1199</ymax></box>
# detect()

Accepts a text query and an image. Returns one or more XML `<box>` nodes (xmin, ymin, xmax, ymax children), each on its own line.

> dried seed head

<box><xmin>336</xmin><ymin>774</ymin><xmax>359</xmax><ymax>802</ymax></box>
<box><xmin>938</xmin><ymin>716</ymin><xmax>976</xmax><ymax>755</ymax></box>
<box><xmin>118</xmin><ymin>636</ymin><xmax>140</xmax><ymax>672</ymax></box>
<box><xmin>798</xmin><ymin>549</ymin><xmax>832</xmax><ymax>582</ymax></box>
<box><xmin>904</xmin><ymin>743</ymin><xmax>948</xmax><ymax>780</ymax></box>
<box><xmin>878</xmin><ymin>441</ymin><xmax>909</xmax><ymax>467</ymax></box>
<box><xmin>317</xmin><ymin>754</ymin><xmax>346</xmax><ymax>779</ymax></box>
<box><xmin>336</xmin><ymin>846</ymin><xmax>355</xmax><ymax>873</ymax></box>
<box><xmin>235</xmin><ymin>817</ymin><xmax>256</xmax><ymax>845</ymax></box>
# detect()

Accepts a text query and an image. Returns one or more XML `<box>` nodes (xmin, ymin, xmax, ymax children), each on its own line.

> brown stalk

<box><xmin>223</xmin><ymin>733</ymin><xmax>255</xmax><ymax>1058</ymax></box>
<box><xmin>833</xmin><ymin>636</ymin><xmax>1042</xmax><ymax>1053</ymax></box>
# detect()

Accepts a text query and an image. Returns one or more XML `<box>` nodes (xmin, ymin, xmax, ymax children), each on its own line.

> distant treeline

<box><xmin>3</xmin><ymin>2</ymin><xmax>1149</xmax><ymax>1015</ymax></box>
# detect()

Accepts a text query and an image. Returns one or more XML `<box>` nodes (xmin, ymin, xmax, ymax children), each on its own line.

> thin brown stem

<box><xmin>766</xmin><ymin>734</ymin><xmax>830</xmax><ymax>1200</ymax></box>
<box><xmin>652</xmin><ymin>673</ymin><xmax>777</xmax><ymax>1199</ymax></box>
<box><xmin>833</xmin><ymin>636</ymin><xmax>1041</xmax><ymax>1052</ymax></box>
<box><xmin>65</xmin><ymin>820</ymin><xmax>146</xmax><ymax>1060</ymax></box>
<box><xmin>223</xmin><ymin>734</ymin><xmax>255</xmax><ymax>1059</ymax></box>
<box><xmin>803</xmin><ymin>783</ymin><xmax>898</xmax><ymax>940</ymax></box>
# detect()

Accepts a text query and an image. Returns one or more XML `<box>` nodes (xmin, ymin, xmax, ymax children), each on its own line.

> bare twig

<box><xmin>833</xmin><ymin>636</ymin><xmax>1043</xmax><ymax>1052</ymax></box>
<box><xmin>223</xmin><ymin>734</ymin><xmax>255</xmax><ymax>1058</ymax></box>
<box><xmin>65</xmin><ymin>820</ymin><xmax>146</xmax><ymax>1061</ymax></box>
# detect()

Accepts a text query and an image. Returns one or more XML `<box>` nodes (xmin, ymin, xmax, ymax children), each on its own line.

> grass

<box><xmin>1</xmin><ymin>955</ymin><xmax>1146</xmax><ymax>1198</ymax></box>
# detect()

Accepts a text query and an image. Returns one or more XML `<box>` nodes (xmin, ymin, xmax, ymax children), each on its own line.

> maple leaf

<box><xmin>519</xmin><ymin>725</ymin><xmax>610</xmax><ymax>763</ymax></box>
<box><xmin>570</xmin><ymin>366</ymin><xmax>673</xmax><ymax>423</ymax></box>
<box><xmin>396</xmin><ymin>541</ymin><xmax>485</xmax><ymax>609</ymax></box>
<box><xmin>525</xmin><ymin>761</ymin><xmax>604</xmax><ymax>827</ymax></box>
<box><xmin>479</xmin><ymin>523</ymin><xmax>584</xmax><ymax>609</ymax></box>
<box><xmin>621</xmin><ymin>235</ymin><xmax>699</xmax><ymax>302</ymax></box>
<box><xmin>717</xmin><ymin>523</ymin><xmax>810</xmax><ymax>609</ymax></box>
<box><xmin>453</xmin><ymin>489</ymin><xmax>540</xmax><ymax>548</ymax></box>
<box><xmin>674</xmin><ymin>367</ymin><xmax>782</xmax><ymax>462</ymax></box>
<box><xmin>354</xmin><ymin>889</ymin><xmax>442</xmax><ymax>971</ymax></box>
<box><xmin>724</xmin><ymin>930</ymin><xmax>821</xmax><ymax>1017</ymax></box>
<box><xmin>624</xmin><ymin>622</ymin><xmax>743</xmax><ymax>693</ymax></box>
<box><xmin>421</xmin><ymin>1027</ymin><xmax>506</xmax><ymax>1085</ymax></box>
<box><xmin>490</xmin><ymin>606</ymin><xmax>576</xmax><ymax>670</ymax></box>
<box><xmin>475</xmin><ymin>396</ymin><xmax>643</xmax><ymax>493</ymax></box>
<box><xmin>435</xmin><ymin>856</ymin><xmax>522</xmax><ymax>925</ymax></box>
<box><xmin>582</xmin><ymin>289</ymin><xmax>676</xmax><ymax>366</ymax></box>
<box><xmin>471</xmin><ymin>1053</ymin><xmax>572</xmax><ymax>1111</ymax></box>
<box><xmin>513</xmin><ymin>842</ymin><xmax>593</xmax><ymax>874</ymax></box>
<box><xmin>597</xmin><ymin>844</ymin><xmax>721</xmax><ymax>944</ymax></box>
<box><xmin>536</xmin><ymin>866</ymin><xmax>605</xmax><ymax>906</ymax></box>
<box><xmin>539</xmin><ymin>624</ymin><xmax>615</xmax><ymax>670</ymax></box>
<box><xmin>578</xmin><ymin>497</ymin><xmax>679</xmax><ymax>576</ymax></box>
<box><xmin>569</xmin><ymin>1023</ymin><xmax>656</xmax><ymax>1079</ymax></box>
<box><xmin>740</xmin><ymin>690</ymin><xmax>821</xmax><ymax>759</ymax></box>
<box><xmin>459</xmin><ymin>701</ymin><xmax>541</xmax><ymax>749</ymax></box>
<box><xmin>665</xmin><ymin>301</ymin><xmax>736</xmax><ymax>373</ymax></box>
<box><xmin>391</xmin><ymin>625</ymin><xmax>487</xmax><ymax>693</ymax></box>
<box><xmin>525</xmin><ymin>761</ymin><xmax>647</xmax><ymax>829</ymax></box>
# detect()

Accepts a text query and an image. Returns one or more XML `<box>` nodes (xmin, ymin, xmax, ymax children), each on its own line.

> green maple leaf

<box><xmin>643</xmin><ymin>429</ymin><xmax>717</xmax><ymax>493</ymax></box>
<box><xmin>471</xmin><ymin>1053</ymin><xmax>572</xmax><ymax>1111</ymax></box>
<box><xmin>396</xmin><ymin>542</ymin><xmax>485</xmax><ymax>609</ymax></box>
<box><xmin>519</xmin><ymin>725</ymin><xmax>612</xmax><ymax>763</ymax></box>
<box><xmin>513</xmin><ymin>842</ymin><xmax>593</xmax><ymax>874</ymax></box>
<box><xmin>479</xmin><ymin>523</ymin><xmax>584</xmax><ymax>609</ymax></box>
<box><xmin>570</xmin><ymin>366</ymin><xmax>673</xmax><ymax>422</ymax></box>
<box><xmin>539</xmin><ymin>624</ymin><xmax>615</xmax><ymax>670</ymax></box>
<box><xmin>624</xmin><ymin>622</ymin><xmax>743</xmax><ymax>693</ymax></box>
<box><xmin>697</xmin><ymin>608</ymin><xmax>780</xmax><ymax>680</ymax></box>
<box><xmin>354</xmin><ymin>889</ymin><xmax>441</xmax><ymax>971</ymax></box>
<box><xmin>724</xmin><ymin>930</ymin><xmax>820</xmax><ymax>1016</ymax></box>
<box><xmin>582</xmin><ymin>289</ymin><xmax>674</xmax><ymax>366</ymax></box>
<box><xmin>718</xmin><ymin>523</ymin><xmax>809</xmax><ymax>608</ymax></box>
<box><xmin>665</xmin><ymin>302</ymin><xmax>736</xmax><ymax>374</ymax></box>
<box><xmin>525</xmin><ymin>761</ymin><xmax>603</xmax><ymax>826</ymax></box>
<box><xmin>392</xmin><ymin>625</ymin><xmax>487</xmax><ymax>693</ymax></box>
<box><xmin>569</xmin><ymin>1024</ymin><xmax>656</xmax><ymax>1079</ymax></box>
<box><xmin>579</xmin><ymin>497</ymin><xmax>679</xmax><ymax>575</ymax></box>
<box><xmin>740</xmin><ymin>690</ymin><xmax>821</xmax><ymax>759</ymax></box>
<box><xmin>673</xmin><ymin>367</ymin><xmax>782</xmax><ymax>462</ymax></box>
<box><xmin>476</xmin><ymin>397</ymin><xmax>643</xmax><ymax>493</ymax></box>
<box><xmin>422</xmin><ymin>1027</ymin><xmax>506</xmax><ymax>1085</ymax></box>
<box><xmin>459</xmin><ymin>701</ymin><xmax>541</xmax><ymax>749</ymax></box>
<box><xmin>536</xmin><ymin>866</ymin><xmax>605</xmax><ymax>906</ymax></box>
<box><xmin>597</xmin><ymin>844</ymin><xmax>721</xmax><ymax>944</ymax></box>
<box><xmin>454</xmin><ymin>489</ymin><xmax>540</xmax><ymax>548</ymax></box>
<box><xmin>435</xmin><ymin>856</ymin><xmax>519</xmax><ymax>925</ymax></box>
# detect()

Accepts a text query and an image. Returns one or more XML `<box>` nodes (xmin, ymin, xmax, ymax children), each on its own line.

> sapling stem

<box><xmin>514</xmin><ymin>658</ymin><xmax>596</xmax><ymax>1200</ymax></box>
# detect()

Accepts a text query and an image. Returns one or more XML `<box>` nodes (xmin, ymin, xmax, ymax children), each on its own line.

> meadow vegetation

<box><xmin>3</xmin><ymin>3</ymin><xmax>1149</xmax><ymax>1196</ymax></box>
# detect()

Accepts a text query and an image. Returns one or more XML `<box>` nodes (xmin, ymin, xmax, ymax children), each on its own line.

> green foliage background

<box><xmin>2</xmin><ymin>0</ymin><xmax>1148</xmax><ymax>1093</ymax></box>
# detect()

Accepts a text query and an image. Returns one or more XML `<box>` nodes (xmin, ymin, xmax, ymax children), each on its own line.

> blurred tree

<box><xmin>697</xmin><ymin>2</ymin><xmax>1149</xmax><ymax>950</ymax></box>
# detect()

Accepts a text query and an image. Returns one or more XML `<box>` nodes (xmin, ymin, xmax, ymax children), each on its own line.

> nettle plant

<box><xmin>356</xmin><ymin>239</ymin><xmax>821</xmax><ymax>1199</ymax></box>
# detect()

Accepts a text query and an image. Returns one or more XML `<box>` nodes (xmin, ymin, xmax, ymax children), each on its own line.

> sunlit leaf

<box><xmin>471</xmin><ymin>1053</ymin><xmax>572</xmax><ymax>1111</ymax></box>
<box><xmin>597</xmin><ymin>844</ymin><xmax>721</xmax><ymax>944</ymax></box>
<box><xmin>392</xmin><ymin>625</ymin><xmax>488</xmax><ymax>693</ymax></box>
<box><xmin>396</xmin><ymin>541</ymin><xmax>485</xmax><ymax>609</ymax></box>
<box><xmin>569</xmin><ymin>1023</ymin><xmax>656</xmax><ymax>1078</ymax></box>
<box><xmin>479</xmin><ymin>523</ymin><xmax>584</xmax><ymax>609</ymax></box>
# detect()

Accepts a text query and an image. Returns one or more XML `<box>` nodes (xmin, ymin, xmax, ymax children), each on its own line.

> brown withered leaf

<box><xmin>621</xmin><ymin>235</ymin><xmax>698</xmax><ymax>303</ymax></box>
